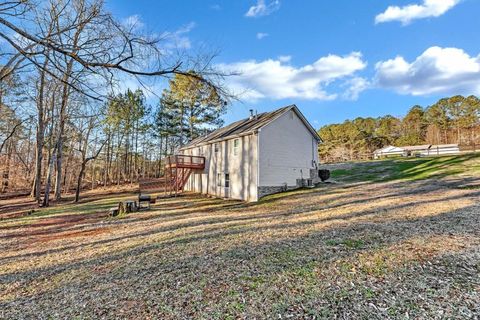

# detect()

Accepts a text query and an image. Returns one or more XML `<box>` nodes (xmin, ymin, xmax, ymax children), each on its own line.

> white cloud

<box><xmin>123</xmin><ymin>14</ymin><xmax>145</xmax><ymax>30</ymax></box>
<box><xmin>121</xmin><ymin>17</ymin><xmax>195</xmax><ymax>51</ymax></box>
<box><xmin>278</xmin><ymin>55</ymin><xmax>291</xmax><ymax>62</ymax></box>
<box><xmin>160</xmin><ymin>22</ymin><xmax>196</xmax><ymax>50</ymax></box>
<box><xmin>217</xmin><ymin>52</ymin><xmax>367</xmax><ymax>101</ymax></box>
<box><xmin>375</xmin><ymin>46</ymin><xmax>480</xmax><ymax>96</ymax></box>
<box><xmin>245</xmin><ymin>0</ymin><xmax>280</xmax><ymax>18</ymax></box>
<box><xmin>343</xmin><ymin>77</ymin><xmax>370</xmax><ymax>100</ymax></box>
<box><xmin>375</xmin><ymin>0</ymin><xmax>460</xmax><ymax>25</ymax></box>
<box><xmin>210</xmin><ymin>4</ymin><xmax>221</xmax><ymax>11</ymax></box>
<box><xmin>256</xmin><ymin>32</ymin><xmax>269</xmax><ymax>40</ymax></box>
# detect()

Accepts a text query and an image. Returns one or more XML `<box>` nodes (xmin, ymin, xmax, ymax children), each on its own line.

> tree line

<box><xmin>318</xmin><ymin>95</ymin><xmax>480</xmax><ymax>163</ymax></box>
<box><xmin>0</xmin><ymin>0</ymin><xmax>229</xmax><ymax>205</ymax></box>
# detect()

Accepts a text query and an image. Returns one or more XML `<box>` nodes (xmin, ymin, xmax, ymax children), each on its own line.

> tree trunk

<box><xmin>134</xmin><ymin>120</ymin><xmax>139</xmax><ymax>181</ymax></box>
<box><xmin>75</xmin><ymin>162</ymin><xmax>86</xmax><ymax>202</ymax></box>
<box><xmin>31</xmin><ymin>66</ymin><xmax>48</xmax><ymax>202</ymax></box>
<box><xmin>75</xmin><ymin>123</ymin><xmax>103</xmax><ymax>203</ymax></box>
<box><xmin>54</xmin><ymin>14</ymin><xmax>85</xmax><ymax>200</ymax></box>
<box><xmin>104</xmin><ymin>132</ymin><xmax>111</xmax><ymax>187</ymax></box>
<box><xmin>25</xmin><ymin>125</ymin><xmax>33</xmax><ymax>180</ymax></box>
<box><xmin>1</xmin><ymin>141</ymin><xmax>12</xmax><ymax>193</ymax></box>
<box><xmin>53</xmin><ymin>69</ymin><xmax>71</xmax><ymax>200</ymax></box>
<box><xmin>43</xmin><ymin>144</ymin><xmax>56</xmax><ymax>207</ymax></box>
<box><xmin>158</xmin><ymin>136</ymin><xmax>163</xmax><ymax>177</ymax></box>
<box><xmin>91</xmin><ymin>163</ymin><xmax>96</xmax><ymax>190</ymax></box>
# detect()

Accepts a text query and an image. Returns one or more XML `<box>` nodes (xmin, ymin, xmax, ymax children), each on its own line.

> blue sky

<box><xmin>107</xmin><ymin>0</ymin><xmax>480</xmax><ymax>128</ymax></box>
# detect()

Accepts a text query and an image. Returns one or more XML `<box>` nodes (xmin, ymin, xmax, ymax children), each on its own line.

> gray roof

<box><xmin>180</xmin><ymin>105</ymin><xmax>321</xmax><ymax>150</ymax></box>
<box><xmin>373</xmin><ymin>145</ymin><xmax>404</xmax><ymax>154</ymax></box>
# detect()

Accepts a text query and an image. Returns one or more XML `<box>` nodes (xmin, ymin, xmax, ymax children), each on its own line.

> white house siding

<box><xmin>258</xmin><ymin>110</ymin><xmax>319</xmax><ymax>197</ymax></box>
<box><xmin>181</xmin><ymin>134</ymin><xmax>259</xmax><ymax>201</ymax></box>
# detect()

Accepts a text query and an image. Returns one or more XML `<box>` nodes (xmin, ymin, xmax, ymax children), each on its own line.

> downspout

<box><xmin>256</xmin><ymin>128</ymin><xmax>261</xmax><ymax>201</ymax></box>
<box><xmin>312</xmin><ymin>137</ymin><xmax>315</xmax><ymax>167</ymax></box>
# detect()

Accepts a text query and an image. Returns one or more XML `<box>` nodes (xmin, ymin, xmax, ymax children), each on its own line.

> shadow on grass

<box><xmin>1</xmin><ymin>196</ymin><xmax>479</xmax><ymax>319</ymax></box>
<box><xmin>3</xmin><ymin>175</ymin><xmax>476</xmax><ymax>248</ymax></box>
<box><xmin>2</xmin><ymin>180</ymin><xmax>479</xmax><ymax>270</ymax></box>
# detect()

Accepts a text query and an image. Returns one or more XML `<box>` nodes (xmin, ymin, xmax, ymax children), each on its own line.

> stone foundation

<box><xmin>258</xmin><ymin>185</ymin><xmax>298</xmax><ymax>199</ymax></box>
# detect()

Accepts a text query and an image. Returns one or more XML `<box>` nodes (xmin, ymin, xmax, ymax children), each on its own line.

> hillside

<box><xmin>1</xmin><ymin>154</ymin><xmax>480</xmax><ymax>318</ymax></box>
<box><xmin>327</xmin><ymin>154</ymin><xmax>480</xmax><ymax>186</ymax></box>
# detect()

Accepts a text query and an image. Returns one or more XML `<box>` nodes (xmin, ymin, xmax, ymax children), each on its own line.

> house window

<box><xmin>225</xmin><ymin>173</ymin><xmax>230</xmax><ymax>188</ymax></box>
<box><xmin>214</xmin><ymin>143</ymin><xmax>219</xmax><ymax>153</ymax></box>
<box><xmin>217</xmin><ymin>173</ymin><xmax>222</xmax><ymax>187</ymax></box>
<box><xmin>233</xmin><ymin>139</ymin><xmax>239</xmax><ymax>156</ymax></box>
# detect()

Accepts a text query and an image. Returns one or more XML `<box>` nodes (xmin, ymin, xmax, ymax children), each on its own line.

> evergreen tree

<box><xmin>396</xmin><ymin>105</ymin><xmax>427</xmax><ymax>146</ymax></box>
<box><xmin>162</xmin><ymin>73</ymin><xmax>227</xmax><ymax>143</ymax></box>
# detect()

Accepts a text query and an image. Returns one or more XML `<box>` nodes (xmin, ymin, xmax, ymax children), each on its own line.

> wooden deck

<box><xmin>165</xmin><ymin>155</ymin><xmax>205</xmax><ymax>170</ymax></box>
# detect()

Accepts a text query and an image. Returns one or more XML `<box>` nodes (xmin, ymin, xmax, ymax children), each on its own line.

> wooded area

<box><xmin>0</xmin><ymin>0</ymin><xmax>229</xmax><ymax>205</ymax></box>
<box><xmin>318</xmin><ymin>95</ymin><xmax>480</xmax><ymax>162</ymax></box>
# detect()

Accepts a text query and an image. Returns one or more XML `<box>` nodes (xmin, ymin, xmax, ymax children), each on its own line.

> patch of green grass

<box><xmin>292</xmin><ymin>261</ymin><xmax>317</xmax><ymax>279</ymax></box>
<box><xmin>325</xmin><ymin>238</ymin><xmax>365</xmax><ymax>249</ymax></box>
<box><xmin>387</xmin><ymin>306</ymin><xmax>399</xmax><ymax>317</ymax></box>
<box><xmin>269</xmin><ymin>248</ymin><xmax>296</xmax><ymax>265</ymax></box>
<box><xmin>343</xmin><ymin>239</ymin><xmax>365</xmax><ymax>249</ymax></box>
<box><xmin>359</xmin><ymin>254</ymin><xmax>390</xmax><ymax>277</ymax></box>
<box><xmin>13</xmin><ymin>194</ymin><xmax>135</xmax><ymax>224</ymax></box>
<box><xmin>404</xmin><ymin>301</ymin><xmax>419</xmax><ymax>313</ymax></box>
<box><xmin>325</xmin><ymin>239</ymin><xmax>338</xmax><ymax>246</ymax></box>
<box><xmin>456</xmin><ymin>184</ymin><xmax>480</xmax><ymax>190</ymax></box>
<box><xmin>239</xmin><ymin>275</ymin><xmax>267</xmax><ymax>290</ymax></box>
<box><xmin>362</xmin><ymin>287</ymin><xmax>376</xmax><ymax>299</ymax></box>
<box><xmin>339</xmin><ymin>262</ymin><xmax>355</xmax><ymax>275</ymax></box>
<box><xmin>330</xmin><ymin>154</ymin><xmax>480</xmax><ymax>183</ymax></box>
<box><xmin>330</xmin><ymin>169</ymin><xmax>350</xmax><ymax>178</ymax></box>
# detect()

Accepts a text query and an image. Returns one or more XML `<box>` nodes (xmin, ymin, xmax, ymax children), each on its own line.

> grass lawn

<box><xmin>1</xmin><ymin>155</ymin><xmax>480</xmax><ymax>319</ymax></box>
<box><xmin>330</xmin><ymin>153</ymin><xmax>480</xmax><ymax>184</ymax></box>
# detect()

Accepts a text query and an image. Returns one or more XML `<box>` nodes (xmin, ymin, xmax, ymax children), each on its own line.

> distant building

<box><xmin>373</xmin><ymin>144</ymin><xmax>461</xmax><ymax>159</ymax></box>
<box><xmin>178</xmin><ymin>105</ymin><xmax>322</xmax><ymax>202</ymax></box>
<box><xmin>373</xmin><ymin>145</ymin><xmax>404</xmax><ymax>159</ymax></box>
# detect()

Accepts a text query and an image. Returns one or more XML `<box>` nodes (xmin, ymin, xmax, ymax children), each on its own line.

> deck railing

<box><xmin>166</xmin><ymin>155</ymin><xmax>205</xmax><ymax>169</ymax></box>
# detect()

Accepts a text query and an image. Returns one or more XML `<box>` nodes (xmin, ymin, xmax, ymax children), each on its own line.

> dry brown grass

<box><xmin>1</xmin><ymin>177</ymin><xmax>479</xmax><ymax>319</ymax></box>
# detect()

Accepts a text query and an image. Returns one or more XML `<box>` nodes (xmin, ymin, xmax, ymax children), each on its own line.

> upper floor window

<box><xmin>214</xmin><ymin>143</ymin><xmax>219</xmax><ymax>153</ymax></box>
<box><xmin>233</xmin><ymin>139</ymin><xmax>240</xmax><ymax>156</ymax></box>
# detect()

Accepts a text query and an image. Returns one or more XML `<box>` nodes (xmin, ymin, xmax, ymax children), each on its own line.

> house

<box><xmin>373</xmin><ymin>143</ymin><xmax>461</xmax><ymax>159</ymax></box>
<box><xmin>178</xmin><ymin>105</ymin><xmax>322</xmax><ymax>202</ymax></box>
<box><xmin>373</xmin><ymin>145</ymin><xmax>404</xmax><ymax>159</ymax></box>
